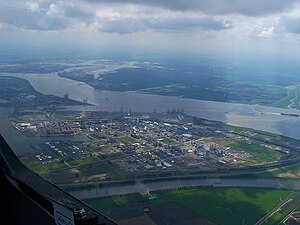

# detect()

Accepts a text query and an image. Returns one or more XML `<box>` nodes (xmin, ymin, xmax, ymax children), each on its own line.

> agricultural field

<box><xmin>85</xmin><ymin>188</ymin><xmax>292</xmax><ymax>225</ymax></box>
<box><xmin>260</xmin><ymin>192</ymin><xmax>300</xmax><ymax>225</ymax></box>
<box><xmin>226</xmin><ymin>141</ymin><xmax>282</xmax><ymax>164</ymax></box>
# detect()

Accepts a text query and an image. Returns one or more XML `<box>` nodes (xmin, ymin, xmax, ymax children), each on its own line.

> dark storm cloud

<box><xmin>85</xmin><ymin>0</ymin><xmax>298</xmax><ymax>16</ymax></box>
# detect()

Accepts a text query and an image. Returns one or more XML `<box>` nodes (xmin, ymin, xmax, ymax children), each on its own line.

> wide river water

<box><xmin>0</xmin><ymin>72</ymin><xmax>300</xmax><ymax>155</ymax></box>
<box><xmin>67</xmin><ymin>178</ymin><xmax>300</xmax><ymax>199</ymax></box>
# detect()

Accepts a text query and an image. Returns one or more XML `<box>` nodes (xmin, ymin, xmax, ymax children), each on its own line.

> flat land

<box><xmin>17</xmin><ymin>110</ymin><xmax>300</xmax><ymax>184</ymax></box>
<box><xmin>52</xmin><ymin>60</ymin><xmax>300</xmax><ymax>109</ymax></box>
<box><xmin>259</xmin><ymin>163</ymin><xmax>300</xmax><ymax>180</ymax></box>
<box><xmin>85</xmin><ymin>188</ymin><xmax>292</xmax><ymax>225</ymax></box>
<box><xmin>0</xmin><ymin>76</ymin><xmax>84</xmax><ymax>108</ymax></box>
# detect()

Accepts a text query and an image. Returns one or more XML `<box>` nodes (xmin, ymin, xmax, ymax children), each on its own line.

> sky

<box><xmin>1</xmin><ymin>0</ymin><xmax>300</xmax><ymax>60</ymax></box>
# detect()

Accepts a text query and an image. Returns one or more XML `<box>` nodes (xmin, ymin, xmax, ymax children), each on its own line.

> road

<box><xmin>255</xmin><ymin>192</ymin><xmax>300</xmax><ymax>225</ymax></box>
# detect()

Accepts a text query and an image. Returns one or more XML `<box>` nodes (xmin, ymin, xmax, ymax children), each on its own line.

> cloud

<box><xmin>85</xmin><ymin>0</ymin><xmax>298</xmax><ymax>16</ymax></box>
<box><xmin>100</xmin><ymin>18</ymin><xmax>147</xmax><ymax>34</ymax></box>
<box><xmin>0</xmin><ymin>1</ymin><xmax>70</xmax><ymax>30</ymax></box>
<box><xmin>37</xmin><ymin>4</ymin><xmax>69</xmax><ymax>30</ymax></box>
<box><xmin>282</xmin><ymin>17</ymin><xmax>300</xmax><ymax>34</ymax></box>
<box><xmin>99</xmin><ymin>17</ymin><xmax>232</xmax><ymax>34</ymax></box>
<box><xmin>0</xmin><ymin>0</ymin><xmax>95</xmax><ymax>30</ymax></box>
<box><xmin>0</xmin><ymin>0</ymin><xmax>234</xmax><ymax>33</ymax></box>
<box><xmin>149</xmin><ymin>18</ymin><xmax>232</xmax><ymax>32</ymax></box>
<box><xmin>36</xmin><ymin>3</ymin><xmax>69</xmax><ymax>30</ymax></box>
<box><xmin>0</xmin><ymin>0</ymin><xmax>298</xmax><ymax>42</ymax></box>
<box><xmin>256</xmin><ymin>26</ymin><xmax>275</xmax><ymax>37</ymax></box>
<box><xmin>64</xmin><ymin>5</ymin><xmax>93</xmax><ymax>20</ymax></box>
<box><xmin>25</xmin><ymin>1</ymin><xmax>40</xmax><ymax>12</ymax></box>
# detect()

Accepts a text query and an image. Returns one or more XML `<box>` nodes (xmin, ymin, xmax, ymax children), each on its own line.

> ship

<box><xmin>280</xmin><ymin>112</ymin><xmax>300</xmax><ymax>117</ymax></box>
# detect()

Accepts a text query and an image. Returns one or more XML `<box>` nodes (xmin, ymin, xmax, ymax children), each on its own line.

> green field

<box><xmin>85</xmin><ymin>188</ymin><xmax>291</xmax><ymax>225</ymax></box>
<box><xmin>200</xmin><ymin>135</ymin><xmax>283</xmax><ymax>165</ymax></box>
<box><xmin>21</xmin><ymin>156</ymin><xmax>68</xmax><ymax>173</ymax></box>
<box><xmin>263</xmin><ymin>211</ymin><xmax>283</xmax><ymax>225</ymax></box>
<box><xmin>261</xmin><ymin>192</ymin><xmax>300</xmax><ymax>225</ymax></box>
<box><xmin>259</xmin><ymin>163</ymin><xmax>300</xmax><ymax>180</ymax></box>
<box><xmin>22</xmin><ymin>159</ymin><xmax>49</xmax><ymax>174</ymax></box>
<box><xmin>161</xmin><ymin>138</ymin><xmax>176</xmax><ymax>145</ymax></box>
<box><xmin>22</xmin><ymin>155</ymin><xmax>101</xmax><ymax>174</ymax></box>
<box><xmin>66</xmin><ymin>156</ymin><xmax>99</xmax><ymax>166</ymax></box>
<box><xmin>198</xmin><ymin>137</ymin><xmax>234</xmax><ymax>146</ymax></box>
<box><xmin>40</xmin><ymin>160</ymin><xmax>123</xmax><ymax>184</ymax></box>
<box><xmin>43</xmin><ymin>160</ymin><xmax>70</xmax><ymax>171</ymax></box>
<box><xmin>94</xmin><ymin>133</ymin><xmax>108</xmax><ymax>139</ymax></box>
<box><xmin>116</xmin><ymin>135</ymin><xmax>138</xmax><ymax>144</ymax></box>
<box><xmin>77</xmin><ymin>161</ymin><xmax>123</xmax><ymax>180</ymax></box>
<box><xmin>226</xmin><ymin>141</ymin><xmax>281</xmax><ymax>164</ymax></box>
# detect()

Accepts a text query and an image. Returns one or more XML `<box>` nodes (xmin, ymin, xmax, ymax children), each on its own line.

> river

<box><xmin>65</xmin><ymin>178</ymin><xmax>300</xmax><ymax>199</ymax></box>
<box><xmin>0</xmin><ymin>72</ymin><xmax>300</xmax><ymax>155</ymax></box>
<box><xmin>11</xmin><ymin>73</ymin><xmax>300</xmax><ymax>137</ymax></box>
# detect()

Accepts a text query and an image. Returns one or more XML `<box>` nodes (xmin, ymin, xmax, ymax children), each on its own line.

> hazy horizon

<box><xmin>1</xmin><ymin>0</ymin><xmax>300</xmax><ymax>62</ymax></box>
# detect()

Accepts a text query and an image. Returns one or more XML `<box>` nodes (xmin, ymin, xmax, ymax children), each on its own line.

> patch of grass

<box><xmin>85</xmin><ymin>195</ymin><xmax>147</xmax><ymax>210</ymax></box>
<box><xmin>87</xmin><ymin>143</ymin><xmax>98</xmax><ymax>150</ymax></box>
<box><xmin>199</xmin><ymin>137</ymin><xmax>234</xmax><ymax>146</ymax></box>
<box><xmin>22</xmin><ymin>160</ymin><xmax>49</xmax><ymax>174</ymax></box>
<box><xmin>141</xmin><ymin>146</ymin><xmax>150</xmax><ymax>151</ymax></box>
<box><xmin>258</xmin><ymin>163</ymin><xmax>300</xmax><ymax>180</ymax></box>
<box><xmin>222</xmin><ymin>124</ymin><xmax>253</xmax><ymax>133</ymax></box>
<box><xmin>116</xmin><ymin>135</ymin><xmax>137</xmax><ymax>144</ymax></box>
<box><xmin>94</xmin><ymin>133</ymin><xmax>108</xmax><ymax>139</ymax></box>
<box><xmin>44</xmin><ymin>161</ymin><xmax>69</xmax><ymax>171</ymax></box>
<box><xmin>254</xmin><ymin>131</ymin><xmax>280</xmax><ymax>140</ymax></box>
<box><xmin>78</xmin><ymin>161</ymin><xmax>123</xmax><ymax>179</ymax></box>
<box><xmin>52</xmin><ymin>113</ymin><xmax>72</xmax><ymax>121</ymax></box>
<box><xmin>85</xmin><ymin>188</ymin><xmax>291</xmax><ymax>225</ymax></box>
<box><xmin>263</xmin><ymin>211</ymin><xmax>283</xmax><ymax>225</ymax></box>
<box><xmin>87</xmin><ymin>143</ymin><xmax>111</xmax><ymax>152</ymax></box>
<box><xmin>67</xmin><ymin>156</ymin><xmax>99</xmax><ymax>166</ymax></box>
<box><xmin>220</xmin><ymin>125</ymin><xmax>280</xmax><ymax>140</ymax></box>
<box><xmin>226</xmin><ymin>141</ymin><xmax>281</xmax><ymax>163</ymax></box>
<box><xmin>153</xmin><ymin>188</ymin><xmax>290</xmax><ymax>225</ymax></box>
<box><xmin>160</xmin><ymin>138</ymin><xmax>175</xmax><ymax>145</ymax></box>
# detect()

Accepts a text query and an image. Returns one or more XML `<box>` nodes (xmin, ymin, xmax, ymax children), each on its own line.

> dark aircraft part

<box><xmin>0</xmin><ymin>134</ymin><xmax>117</xmax><ymax>225</ymax></box>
